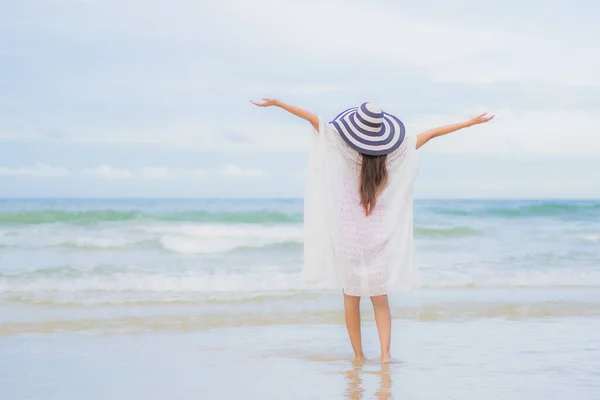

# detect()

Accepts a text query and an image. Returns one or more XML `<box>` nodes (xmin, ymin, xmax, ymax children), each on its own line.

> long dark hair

<box><xmin>359</xmin><ymin>154</ymin><xmax>388</xmax><ymax>216</ymax></box>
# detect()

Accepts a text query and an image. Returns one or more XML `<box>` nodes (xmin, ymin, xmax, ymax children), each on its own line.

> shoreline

<box><xmin>1</xmin><ymin>319</ymin><xmax>598</xmax><ymax>399</ymax></box>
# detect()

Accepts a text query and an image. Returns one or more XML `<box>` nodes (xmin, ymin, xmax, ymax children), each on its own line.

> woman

<box><xmin>251</xmin><ymin>98</ymin><xmax>494</xmax><ymax>362</ymax></box>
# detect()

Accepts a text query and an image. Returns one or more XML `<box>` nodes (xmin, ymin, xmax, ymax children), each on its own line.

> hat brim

<box><xmin>330</xmin><ymin>108</ymin><xmax>406</xmax><ymax>156</ymax></box>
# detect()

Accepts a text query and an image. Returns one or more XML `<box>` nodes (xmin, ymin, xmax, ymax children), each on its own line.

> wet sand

<box><xmin>1</xmin><ymin>318</ymin><xmax>599</xmax><ymax>399</ymax></box>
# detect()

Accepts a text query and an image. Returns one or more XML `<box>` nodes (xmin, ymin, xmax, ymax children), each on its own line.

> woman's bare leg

<box><xmin>370</xmin><ymin>294</ymin><xmax>392</xmax><ymax>363</ymax></box>
<box><xmin>343</xmin><ymin>292</ymin><xmax>365</xmax><ymax>361</ymax></box>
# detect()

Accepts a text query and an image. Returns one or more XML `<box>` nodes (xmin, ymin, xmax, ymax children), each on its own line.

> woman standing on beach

<box><xmin>251</xmin><ymin>98</ymin><xmax>494</xmax><ymax>362</ymax></box>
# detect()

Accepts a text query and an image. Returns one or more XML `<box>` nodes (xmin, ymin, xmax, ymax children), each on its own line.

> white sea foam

<box><xmin>145</xmin><ymin>223</ymin><xmax>303</xmax><ymax>240</ymax></box>
<box><xmin>0</xmin><ymin>225</ymin><xmax>145</xmax><ymax>248</ymax></box>
<box><xmin>68</xmin><ymin>237</ymin><xmax>144</xmax><ymax>248</ymax></box>
<box><xmin>0</xmin><ymin>223</ymin><xmax>304</xmax><ymax>253</ymax></box>
<box><xmin>0</xmin><ymin>271</ymin><xmax>327</xmax><ymax>294</ymax></box>
<box><xmin>3</xmin><ymin>268</ymin><xmax>600</xmax><ymax>299</ymax></box>
<box><xmin>421</xmin><ymin>268</ymin><xmax>600</xmax><ymax>289</ymax></box>
<box><xmin>580</xmin><ymin>234</ymin><xmax>600</xmax><ymax>243</ymax></box>
<box><xmin>154</xmin><ymin>224</ymin><xmax>303</xmax><ymax>254</ymax></box>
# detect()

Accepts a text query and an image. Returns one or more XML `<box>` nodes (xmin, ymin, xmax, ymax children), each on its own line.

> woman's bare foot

<box><xmin>354</xmin><ymin>354</ymin><xmax>366</xmax><ymax>363</ymax></box>
<box><xmin>381</xmin><ymin>353</ymin><xmax>392</xmax><ymax>363</ymax></box>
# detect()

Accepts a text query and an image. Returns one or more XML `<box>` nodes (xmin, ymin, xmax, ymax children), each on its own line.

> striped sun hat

<box><xmin>330</xmin><ymin>102</ymin><xmax>406</xmax><ymax>156</ymax></box>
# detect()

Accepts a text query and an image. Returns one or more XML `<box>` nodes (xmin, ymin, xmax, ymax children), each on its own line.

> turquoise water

<box><xmin>1</xmin><ymin>198</ymin><xmax>599</xmax><ymax>308</ymax></box>
<box><xmin>0</xmin><ymin>198</ymin><xmax>599</xmax><ymax>398</ymax></box>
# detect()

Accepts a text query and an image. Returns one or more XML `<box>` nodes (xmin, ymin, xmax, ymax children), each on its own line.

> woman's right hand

<box><xmin>466</xmin><ymin>113</ymin><xmax>495</xmax><ymax>127</ymax></box>
<box><xmin>416</xmin><ymin>112</ymin><xmax>495</xmax><ymax>149</ymax></box>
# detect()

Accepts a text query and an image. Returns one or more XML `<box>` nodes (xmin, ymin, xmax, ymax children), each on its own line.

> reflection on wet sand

<box><xmin>344</xmin><ymin>360</ymin><xmax>392</xmax><ymax>399</ymax></box>
<box><xmin>344</xmin><ymin>360</ymin><xmax>365</xmax><ymax>399</ymax></box>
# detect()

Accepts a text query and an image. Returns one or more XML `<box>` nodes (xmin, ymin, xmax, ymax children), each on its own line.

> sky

<box><xmin>1</xmin><ymin>0</ymin><xmax>599</xmax><ymax>198</ymax></box>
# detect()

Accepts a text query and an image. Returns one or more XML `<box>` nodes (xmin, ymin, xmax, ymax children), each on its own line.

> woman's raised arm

<box><xmin>416</xmin><ymin>113</ymin><xmax>495</xmax><ymax>150</ymax></box>
<box><xmin>250</xmin><ymin>98</ymin><xmax>319</xmax><ymax>131</ymax></box>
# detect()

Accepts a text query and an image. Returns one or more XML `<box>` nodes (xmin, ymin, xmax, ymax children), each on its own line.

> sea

<box><xmin>1</xmin><ymin>198</ymin><xmax>599</xmax><ymax>399</ymax></box>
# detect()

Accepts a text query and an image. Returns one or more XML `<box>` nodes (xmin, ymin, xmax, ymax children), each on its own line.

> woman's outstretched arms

<box><xmin>416</xmin><ymin>113</ymin><xmax>495</xmax><ymax>150</ymax></box>
<box><xmin>250</xmin><ymin>98</ymin><xmax>319</xmax><ymax>131</ymax></box>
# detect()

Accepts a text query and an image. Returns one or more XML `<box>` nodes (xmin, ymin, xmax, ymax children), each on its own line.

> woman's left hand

<box><xmin>250</xmin><ymin>98</ymin><xmax>279</xmax><ymax>107</ymax></box>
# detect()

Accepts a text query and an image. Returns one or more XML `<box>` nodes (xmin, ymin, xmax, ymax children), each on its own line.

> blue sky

<box><xmin>1</xmin><ymin>0</ymin><xmax>599</xmax><ymax>198</ymax></box>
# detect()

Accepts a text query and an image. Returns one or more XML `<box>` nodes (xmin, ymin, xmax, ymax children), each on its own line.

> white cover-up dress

<box><xmin>303</xmin><ymin>117</ymin><xmax>420</xmax><ymax>297</ymax></box>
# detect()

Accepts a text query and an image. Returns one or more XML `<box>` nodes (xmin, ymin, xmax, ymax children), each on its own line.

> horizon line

<box><xmin>0</xmin><ymin>196</ymin><xmax>598</xmax><ymax>201</ymax></box>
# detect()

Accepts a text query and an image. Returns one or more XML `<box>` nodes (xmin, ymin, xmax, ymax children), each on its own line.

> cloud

<box><xmin>0</xmin><ymin>163</ymin><xmax>69</xmax><ymax>177</ymax></box>
<box><xmin>0</xmin><ymin>122</ymin><xmax>313</xmax><ymax>152</ymax></box>
<box><xmin>82</xmin><ymin>165</ymin><xmax>135</xmax><ymax>179</ymax></box>
<box><xmin>3</xmin><ymin>106</ymin><xmax>599</xmax><ymax>157</ymax></box>
<box><xmin>1</xmin><ymin>0</ymin><xmax>598</xmax><ymax>164</ymax></box>
<box><xmin>82</xmin><ymin>165</ymin><xmax>206</xmax><ymax>180</ymax></box>
<box><xmin>222</xmin><ymin>129</ymin><xmax>255</xmax><ymax>145</ymax></box>
<box><xmin>138</xmin><ymin>166</ymin><xmax>206</xmax><ymax>180</ymax></box>
<box><xmin>248</xmin><ymin>84</ymin><xmax>345</xmax><ymax>96</ymax></box>
<box><xmin>222</xmin><ymin>0</ymin><xmax>599</xmax><ymax>87</ymax></box>
<box><xmin>221</xmin><ymin>164</ymin><xmax>268</xmax><ymax>178</ymax></box>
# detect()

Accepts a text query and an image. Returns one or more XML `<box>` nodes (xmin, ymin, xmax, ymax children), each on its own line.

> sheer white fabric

<box><xmin>303</xmin><ymin>117</ymin><xmax>420</xmax><ymax>296</ymax></box>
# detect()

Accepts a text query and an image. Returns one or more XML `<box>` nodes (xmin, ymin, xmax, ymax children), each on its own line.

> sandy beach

<box><xmin>2</xmin><ymin>317</ymin><xmax>599</xmax><ymax>399</ymax></box>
